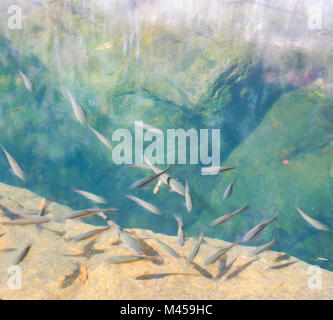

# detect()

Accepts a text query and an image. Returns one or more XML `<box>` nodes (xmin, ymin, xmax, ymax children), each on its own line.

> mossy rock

<box><xmin>199</xmin><ymin>89</ymin><xmax>333</xmax><ymax>269</ymax></box>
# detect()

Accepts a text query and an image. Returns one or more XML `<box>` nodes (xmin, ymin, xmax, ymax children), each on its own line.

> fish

<box><xmin>78</xmin><ymin>264</ymin><xmax>88</xmax><ymax>285</ymax></box>
<box><xmin>38</xmin><ymin>197</ymin><xmax>55</xmax><ymax>217</ymax></box>
<box><xmin>136</xmin><ymin>272</ymin><xmax>197</xmax><ymax>280</ymax></box>
<box><xmin>185</xmin><ymin>180</ymin><xmax>192</xmax><ymax>213</ymax></box>
<box><xmin>201</xmin><ymin>166</ymin><xmax>236</xmax><ymax>175</ymax></box>
<box><xmin>144</xmin><ymin>158</ymin><xmax>185</xmax><ymax>196</ymax></box>
<box><xmin>152</xmin><ymin>237</ymin><xmax>180</xmax><ymax>258</ymax></box>
<box><xmin>317</xmin><ymin>258</ymin><xmax>328</xmax><ymax>261</ymax></box>
<box><xmin>167</xmin><ymin>177</ymin><xmax>185</xmax><ymax>196</ymax></box>
<box><xmin>1</xmin><ymin>145</ymin><xmax>25</xmax><ymax>180</ymax></box>
<box><xmin>38</xmin><ymin>198</ymin><xmax>48</xmax><ymax>212</ymax></box>
<box><xmin>173</xmin><ymin>214</ymin><xmax>185</xmax><ymax>247</ymax></box>
<box><xmin>19</xmin><ymin>71</ymin><xmax>34</xmax><ymax>92</ymax></box>
<box><xmin>226</xmin><ymin>258</ymin><xmax>258</xmax><ymax>280</ymax></box>
<box><xmin>70</xmin><ymin>226</ymin><xmax>111</xmax><ymax>242</ymax></box>
<box><xmin>242</xmin><ymin>216</ymin><xmax>277</xmax><ymax>243</ymax></box>
<box><xmin>203</xmin><ymin>241</ymin><xmax>238</xmax><ymax>266</ymax></box>
<box><xmin>36</xmin><ymin>198</ymin><xmax>49</xmax><ymax>229</ymax></box>
<box><xmin>13</xmin><ymin>243</ymin><xmax>32</xmax><ymax>265</ymax></box>
<box><xmin>125</xmin><ymin>195</ymin><xmax>161</xmax><ymax>215</ymax></box>
<box><xmin>116</xmin><ymin>228</ymin><xmax>143</xmax><ymax>254</ymax></box>
<box><xmin>0</xmin><ymin>233</ymin><xmax>6</xmax><ymax>238</ymax></box>
<box><xmin>153</xmin><ymin>180</ymin><xmax>162</xmax><ymax>195</ymax></box>
<box><xmin>223</xmin><ymin>180</ymin><xmax>235</xmax><ymax>200</ymax></box>
<box><xmin>274</xmin><ymin>253</ymin><xmax>290</xmax><ymax>262</ymax></box>
<box><xmin>210</xmin><ymin>205</ymin><xmax>248</xmax><ymax>227</ymax></box>
<box><xmin>62</xmin><ymin>208</ymin><xmax>117</xmax><ymax>220</ymax></box>
<box><xmin>134</xmin><ymin>121</ymin><xmax>163</xmax><ymax>135</ymax></box>
<box><xmin>270</xmin><ymin>261</ymin><xmax>297</xmax><ymax>270</ymax></box>
<box><xmin>186</xmin><ymin>232</ymin><xmax>204</xmax><ymax>265</ymax></box>
<box><xmin>105</xmin><ymin>255</ymin><xmax>159</xmax><ymax>264</ymax></box>
<box><xmin>251</xmin><ymin>240</ymin><xmax>275</xmax><ymax>255</ymax></box>
<box><xmin>67</xmin><ymin>90</ymin><xmax>86</xmax><ymax>125</ymax></box>
<box><xmin>73</xmin><ymin>189</ymin><xmax>107</xmax><ymax>204</ymax></box>
<box><xmin>88</xmin><ymin>125</ymin><xmax>112</xmax><ymax>149</ymax></box>
<box><xmin>130</xmin><ymin>166</ymin><xmax>171</xmax><ymax>189</ymax></box>
<box><xmin>296</xmin><ymin>207</ymin><xmax>330</xmax><ymax>232</ymax></box>
<box><xmin>1</xmin><ymin>216</ymin><xmax>51</xmax><ymax>226</ymax></box>
<box><xmin>97</xmin><ymin>212</ymin><xmax>118</xmax><ymax>228</ymax></box>
<box><xmin>144</xmin><ymin>158</ymin><xmax>169</xmax><ymax>185</ymax></box>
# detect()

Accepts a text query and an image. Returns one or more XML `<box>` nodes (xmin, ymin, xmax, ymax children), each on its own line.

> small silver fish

<box><xmin>125</xmin><ymin>195</ymin><xmax>161</xmax><ymax>215</ymax></box>
<box><xmin>38</xmin><ymin>199</ymin><xmax>48</xmax><ymax>217</ymax></box>
<box><xmin>70</xmin><ymin>226</ymin><xmax>111</xmax><ymax>242</ymax></box>
<box><xmin>185</xmin><ymin>180</ymin><xmax>192</xmax><ymax>213</ymax></box>
<box><xmin>186</xmin><ymin>232</ymin><xmax>204</xmax><ymax>265</ymax></box>
<box><xmin>296</xmin><ymin>207</ymin><xmax>330</xmax><ymax>232</ymax></box>
<box><xmin>153</xmin><ymin>179</ymin><xmax>163</xmax><ymax>195</ymax></box>
<box><xmin>62</xmin><ymin>208</ymin><xmax>117</xmax><ymax>220</ymax></box>
<box><xmin>210</xmin><ymin>205</ymin><xmax>249</xmax><ymax>227</ymax></box>
<box><xmin>203</xmin><ymin>241</ymin><xmax>238</xmax><ymax>266</ymax></box>
<box><xmin>67</xmin><ymin>90</ymin><xmax>86</xmax><ymax>125</ymax></box>
<box><xmin>1</xmin><ymin>145</ymin><xmax>25</xmax><ymax>181</ymax></box>
<box><xmin>173</xmin><ymin>214</ymin><xmax>185</xmax><ymax>247</ymax></box>
<box><xmin>251</xmin><ymin>240</ymin><xmax>275</xmax><ymax>256</ymax></box>
<box><xmin>130</xmin><ymin>166</ymin><xmax>171</xmax><ymax>189</ymax></box>
<box><xmin>168</xmin><ymin>178</ymin><xmax>185</xmax><ymax>196</ymax></box>
<box><xmin>97</xmin><ymin>212</ymin><xmax>118</xmax><ymax>228</ymax></box>
<box><xmin>144</xmin><ymin>158</ymin><xmax>169</xmax><ymax>184</ymax></box>
<box><xmin>13</xmin><ymin>243</ymin><xmax>32</xmax><ymax>265</ymax></box>
<box><xmin>134</xmin><ymin>121</ymin><xmax>163</xmax><ymax>136</ymax></box>
<box><xmin>74</xmin><ymin>189</ymin><xmax>107</xmax><ymax>204</ymax></box>
<box><xmin>117</xmin><ymin>228</ymin><xmax>143</xmax><ymax>254</ymax></box>
<box><xmin>144</xmin><ymin>158</ymin><xmax>185</xmax><ymax>196</ymax></box>
<box><xmin>1</xmin><ymin>216</ymin><xmax>51</xmax><ymax>226</ymax></box>
<box><xmin>36</xmin><ymin>198</ymin><xmax>50</xmax><ymax>230</ymax></box>
<box><xmin>105</xmin><ymin>255</ymin><xmax>159</xmax><ymax>264</ymax></box>
<box><xmin>223</xmin><ymin>180</ymin><xmax>234</xmax><ymax>200</ymax></box>
<box><xmin>19</xmin><ymin>71</ymin><xmax>34</xmax><ymax>92</ymax></box>
<box><xmin>201</xmin><ymin>166</ymin><xmax>236</xmax><ymax>175</ymax></box>
<box><xmin>88</xmin><ymin>125</ymin><xmax>112</xmax><ymax>149</ymax></box>
<box><xmin>152</xmin><ymin>237</ymin><xmax>180</xmax><ymax>258</ymax></box>
<box><xmin>242</xmin><ymin>216</ymin><xmax>277</xmax><ymax>243</ymax></box>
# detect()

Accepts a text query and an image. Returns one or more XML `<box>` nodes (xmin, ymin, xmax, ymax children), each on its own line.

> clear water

<box><xmin>0</xmin><ymin>0</ymin><xmax>332</xmax><ymax>271</ymax></box>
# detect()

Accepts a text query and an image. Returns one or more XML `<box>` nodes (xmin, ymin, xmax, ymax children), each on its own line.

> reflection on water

<box><xmin>0</xmin><ymin>0</ymin><xmax>332</xmax><ymax>271</ymax></box>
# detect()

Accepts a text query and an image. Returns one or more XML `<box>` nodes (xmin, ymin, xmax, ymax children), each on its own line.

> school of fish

<box><xmin>0</xmin><ymin>70</ymin><xmax>330</xmax><ymax>279</ymax></box>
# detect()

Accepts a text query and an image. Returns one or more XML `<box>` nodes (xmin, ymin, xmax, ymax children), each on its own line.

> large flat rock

<box><xmin>0</xmin><ymin>182</ymin><xmax>332</xmax><ymax>300</ymax></box>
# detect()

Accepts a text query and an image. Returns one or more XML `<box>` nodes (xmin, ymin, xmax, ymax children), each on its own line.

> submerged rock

<box><xmin>205</xmin><ymin>89</ymin><xmax>333</xmax><ymax>269</ymax></box>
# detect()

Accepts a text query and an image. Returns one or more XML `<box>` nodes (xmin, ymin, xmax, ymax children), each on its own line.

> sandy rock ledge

<box><xmin>0</xmin><ymin>182</ymin><xmax>332</xmax><ymax>300</ymax></box>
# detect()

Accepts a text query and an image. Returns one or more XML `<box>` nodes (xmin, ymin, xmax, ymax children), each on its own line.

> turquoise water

<box><xmin>0</xmin><ymin>0</ymin><xmax>333</xmax><ymax>270</ymax></box>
